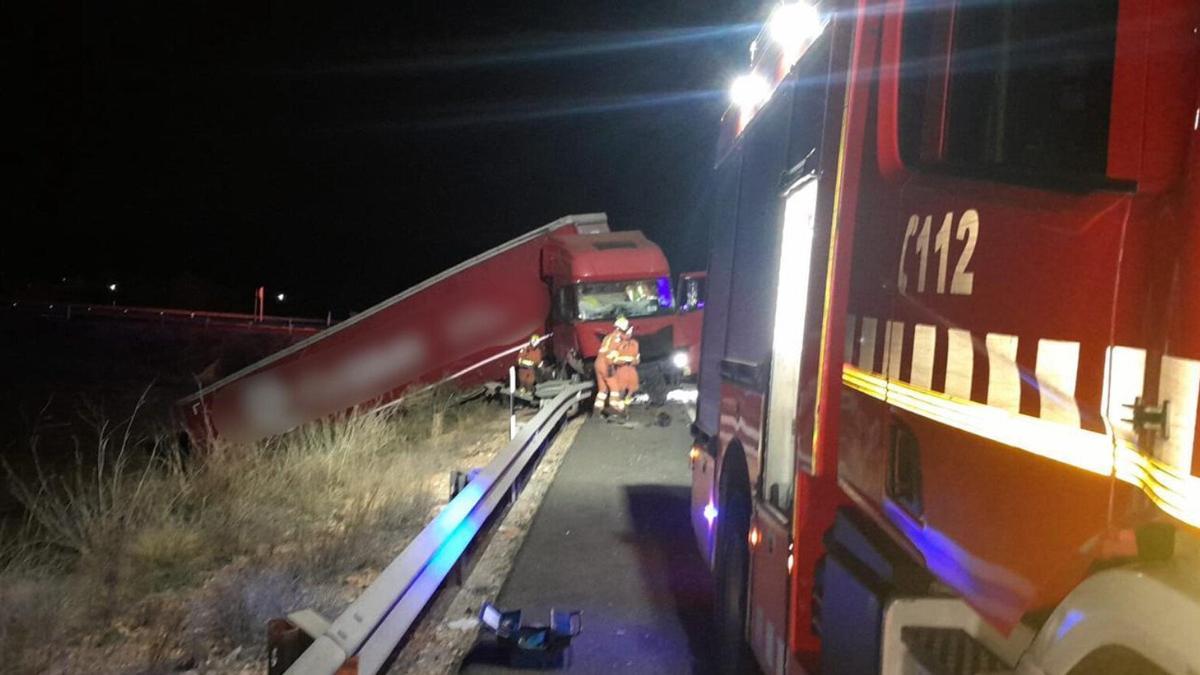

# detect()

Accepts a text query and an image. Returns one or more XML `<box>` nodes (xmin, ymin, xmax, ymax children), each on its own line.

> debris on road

<box><xmin>476</xmin><ymin>601</ymin><xmax>582</xmax><ymax>668</ymax></box>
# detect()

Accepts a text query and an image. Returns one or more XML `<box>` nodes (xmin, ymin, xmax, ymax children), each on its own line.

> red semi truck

<box><xmin>182</xmin><ymin>213</ymin><xmax>702</xmax><ymax>444</ymax></box>
<box><xmin>691</xmin><ymin>1</ymin><xmax>1200</xmax><ymax>674</ymax></box>
<box><xmin>543</xmin><ymin>230</ymin><xmax>705</xmax><ymax>401</ymax></box>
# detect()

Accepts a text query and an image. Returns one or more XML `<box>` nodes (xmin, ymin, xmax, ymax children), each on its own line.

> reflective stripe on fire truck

<box><xmin>1035</xmin><ymin>339</ymin><xmax>1081</xmax><ymax>427</ymax></box>
<box><xmin>1158</xmin><ymin>356</ymin><xmax>1200</xmax><ymax>471</ymax></box>
<box><xmin>1101</xmin><ymin>345</ymin><xmax>1145</xmax><ymax>443</ymax></box>
<box><xmin>945</xmin><ymin>328</ymin><xmax>973</xmax><ymax>399</ymax></box>
<box><xmin>844</xmin><ymin>314</ymin><xmax>1200</xmax><ymax>526</ymax></box>
<box><xmin>884</xmin><ymin>320</ymin><xmax>904</xmax><ymax>379</ymax></box>
<box><xmin>910</xmin><ymin>323</ymin><xmax>936</xmax><ymax>391</ymax></box>
<box><xmin>984</xmin><ymin>333</ymin><xmax>1020</xmax><ymax>414</ymax></box>
<box><xmin>857</xmin><ymin>316</ymin><xmax>877</xmax><ymax>371</ymax></box>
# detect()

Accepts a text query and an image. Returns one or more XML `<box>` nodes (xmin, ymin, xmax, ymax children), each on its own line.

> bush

<box><xmin>0</xmin><ymin>387</ymin><xmax>507</xmax><ymax>673</ymax></box>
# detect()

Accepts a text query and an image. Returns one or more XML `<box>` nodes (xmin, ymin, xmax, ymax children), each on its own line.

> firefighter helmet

<box><xmin>614</xmin><ymin>316</ymin><xmax>631</xmax><ymax>332</ymax></box>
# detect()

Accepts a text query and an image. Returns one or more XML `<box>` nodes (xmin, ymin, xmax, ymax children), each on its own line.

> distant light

<box><xmin>672</xmin><ymin>351</ymin><xmax>690</xmax><ymax>369</ymax></box>
<box><xmin>108</xmin><ymin>283</ymin><xmax>118</xmax><ymax>292</ymax></box>
<box><xmin>703</xmin><ymin>501</ymin><xmax>718</xmax><ymax>527</ymax></box>
<box><xmin>748</xmin><ymin>526</ymin><xmax>761</xmax><ymax>548</ymax></box>
<box><xmin>276</xmin><ymin>293</ymin><xmax>286</xmax><ymax>302</ymax></box>
<box><xmin>730</xmin><ymin>73</ymin><xmax>770</xmax><ymax>112</ymax></box>
<box><xmin>768</xmin><ymin>2</ymin><xmax>824</xmax><ymax>59</ymax></box>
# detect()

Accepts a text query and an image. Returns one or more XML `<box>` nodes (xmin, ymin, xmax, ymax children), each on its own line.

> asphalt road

<box><xmin>461</xmin><ymin>403</ymin><xmax>717</xmax><ymax>674</ymax></box>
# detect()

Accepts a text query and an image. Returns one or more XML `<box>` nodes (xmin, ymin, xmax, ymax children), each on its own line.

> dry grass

<box><xmin>0</xmin><ymin>387</ymin><xmax>509</xmax><ymax>674</ymax></box>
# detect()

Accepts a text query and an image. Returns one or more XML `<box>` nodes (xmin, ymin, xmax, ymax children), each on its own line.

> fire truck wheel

<box><xmin>1066</xmin><ymin>646</ymin><xmax>1169</xmax><ymax>675</ymax></box>
<box><xmin>713</xmin><ymin>448</ymin><xmax>754</xmax><ymax>674</ymax></box>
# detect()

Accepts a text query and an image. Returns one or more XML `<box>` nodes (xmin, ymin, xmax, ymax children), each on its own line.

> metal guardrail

<box><xmin>284</xmin><ymin>381</ymin><xmax>592</xmax><ymax>675</ymax></box>
<box><xmin>4</xmin><ymin>301</ymin><xmax>330</xmax><ymax>332</ymax></box>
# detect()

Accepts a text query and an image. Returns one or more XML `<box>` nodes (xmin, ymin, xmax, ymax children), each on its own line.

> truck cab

<box><xmin>542</xmin><ymin>230</ymin><xmax>702</xmax><ymax>399</ymax></box>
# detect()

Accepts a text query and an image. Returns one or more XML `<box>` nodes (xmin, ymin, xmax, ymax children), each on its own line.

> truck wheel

<box><xmin>713</xmin><ymin>457</ymin><xmax>754</xmax><ymax>673</ymax></box>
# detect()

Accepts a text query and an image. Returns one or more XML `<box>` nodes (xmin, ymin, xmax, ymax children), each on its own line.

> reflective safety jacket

<box><xmin>599</xmin><ymin>331</ymin><xmax>640</xmax><ymax>371</ymax></box>
<box><xmin>517</xmin><ymin>344</ymin><xmax>544</xmax><ymax>368</ymax></box>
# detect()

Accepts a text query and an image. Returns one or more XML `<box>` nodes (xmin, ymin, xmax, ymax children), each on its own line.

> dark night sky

<box><xmin>7</xmin><ymin>1</ymin><xmax>762</xmax><ymax>316</ymax></box>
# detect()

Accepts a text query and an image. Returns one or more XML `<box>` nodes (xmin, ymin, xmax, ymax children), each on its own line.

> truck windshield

<box><xmin>575</xmin><ymin>278</ymin><xmax>673</xmax><ymax>321</ymax></box>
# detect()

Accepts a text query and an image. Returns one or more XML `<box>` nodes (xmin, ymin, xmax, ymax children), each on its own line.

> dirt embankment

<box><xmin>0</xmin><ymin>309</ymin><xmax>312</xmax><ymax>518</ymax></box>
<box><xmin>0</xmin><ymin>394</ymin><xmax>511</xmax><ymax>675</ymax></box>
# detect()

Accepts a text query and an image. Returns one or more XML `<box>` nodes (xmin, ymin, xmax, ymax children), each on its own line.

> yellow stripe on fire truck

<box><xmin>842</xmin><ymin>314</ymin><xmax>1200</xmax><ymax>529</ymax></box>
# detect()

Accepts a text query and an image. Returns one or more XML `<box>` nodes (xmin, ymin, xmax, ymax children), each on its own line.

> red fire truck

<box><xmin>689</xmin><ymin>0</ymin><xmax>1200</xmax><ymax>673</ymax></box>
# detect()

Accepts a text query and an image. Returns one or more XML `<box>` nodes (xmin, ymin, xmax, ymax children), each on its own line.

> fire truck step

<box><xmin>900</xmin><ymin>626</ymin><xmax>1012</xmax><ymax>675</ymax></box>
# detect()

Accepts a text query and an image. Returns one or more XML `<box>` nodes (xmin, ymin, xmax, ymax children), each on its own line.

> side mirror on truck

<box><xmin>677</xmin><ymin>274</ymin><xmax>706</xmax><ymax>314</ymax></box>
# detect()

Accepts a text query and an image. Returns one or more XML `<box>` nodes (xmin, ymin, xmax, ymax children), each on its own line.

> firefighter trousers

<box><xmin>614</xmin><ymin>365</ymin><xmax>638</xmax><ymax>409</ymax></box>
<box><xmin>517</xmin><ymin>366</ymin><xmax>537</xmax><ymax>391</ymax></box>
<box><xmin>594</xmin><ymin>365</ymin><xmax>621</xmax><ymax>413</ymax></box>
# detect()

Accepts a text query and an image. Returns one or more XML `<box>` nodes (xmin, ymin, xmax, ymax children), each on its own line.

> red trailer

<box><xmin>182</xmin><ymin>214</ymin><xmax>703</xmax><ymax>445</ymax></box>
<box><xmin>690</xmin><ymin>1</ymin><xmax>1200</xmax><ymax>673</ymax></box>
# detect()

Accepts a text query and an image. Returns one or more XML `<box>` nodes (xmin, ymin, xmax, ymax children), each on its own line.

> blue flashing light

<box><xmin>703</xmin><ymin>501</ymin><xmax>718</xmax><ymax>527</ymax></box>
<box><xmin>883</xmin><ymin>501</ymin><xmax>1033</xmax><ymax>626</ymax></box>
<box><xmin>427</xmin><ymin>509</ymin><xmax>484</xmax><ymax>577</ymax></box>
<box><xmin>438</xmin><ymin>481</ymin><xmax>486</xmax><ymax>529</ymax></box>
<box><xmin>1056</xmin><ymin>609</ymin><xmax>1086</xmax><ymax>641</ymax></box>
<box><xmin>657</xmin><ymin>276</ymin><xmax>674</xmax><ymax>308</ymax></box>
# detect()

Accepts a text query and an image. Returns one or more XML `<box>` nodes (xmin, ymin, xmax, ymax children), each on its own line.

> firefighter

<box><xmin>612</xmin><ymin>319</ymin><xmax>640</xmax><ymax>413</ymax></box>
<box><xmin>594</xmin><ymin>316</ymin><xmax>639</xmax><ymax>418</ymax></box>
<box><xmin>594</xmin><ymin>323</ymin><xmax>617</xmax><ymax>416</ymax></box>
<box><xmin>516</xmin><ymin>334</ymin><xmax>544</xmax><ymax>394</ymax></box>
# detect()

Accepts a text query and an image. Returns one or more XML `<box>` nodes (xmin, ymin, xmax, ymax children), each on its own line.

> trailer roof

<box><xmin>180</xmin><ymin>213</ymin><xmax>606</xmax><ymax>404</ymax></box>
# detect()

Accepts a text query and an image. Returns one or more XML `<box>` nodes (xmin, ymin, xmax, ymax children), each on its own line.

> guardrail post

<box><xmin>509</xmin><ymin>366</ymin><xmax>517</xmax><ymax>439</ymax></box>
<box><xmin>282</xmin><ymin>383</ymin><xmax>591</xmax><ymax>675</ymax></box>
<box><xmin>268</xmin><ymin>618</ymin><xmax>312</xmax><ymax>675</ymax></box>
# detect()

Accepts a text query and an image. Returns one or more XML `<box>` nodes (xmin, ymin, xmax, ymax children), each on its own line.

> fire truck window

<box><xmin>899</xmin><ymin>0</ymin><xmax>1118</xmax><ymax>182</ymax></box>
<box><xmin>896</xmin><ymin>5</ymin><xmax>936</xmax><ymax>169</ymax></box>
<box><xmin>786</xmin><ymin>29</ymin><xmax>832</xmax><ymax>170</ymax></box>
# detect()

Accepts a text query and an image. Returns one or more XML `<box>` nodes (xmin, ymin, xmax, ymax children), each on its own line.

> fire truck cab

<box><xmin>542</xmin><ymin>229</ymin><xmax>703</xmax><ymax>398</ymax></box>
<box><xmin>690</xmin><ymin>0</ymin><xmax>1200</xmax><ymax>673</ymax></box>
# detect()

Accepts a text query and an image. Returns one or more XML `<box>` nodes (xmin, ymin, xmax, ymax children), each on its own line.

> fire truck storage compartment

<box><xmin>818</xmin><ymin>507</ymin><xmax>930</xmax><ymax>675</ymax></box>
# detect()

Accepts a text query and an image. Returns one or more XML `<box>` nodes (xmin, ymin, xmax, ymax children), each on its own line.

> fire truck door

<box><xmin>861</xmin><ymin>0</ymin><xmax>1139</xmax><ymax>624</ymax></box>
